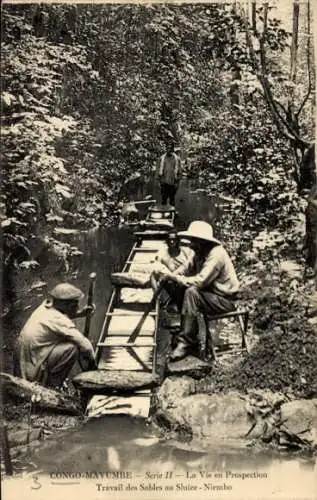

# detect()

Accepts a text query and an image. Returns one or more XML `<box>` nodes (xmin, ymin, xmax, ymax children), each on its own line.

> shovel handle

<box><xmin>84</xmin><ymin>272</ymin><xmax>96</xmax><ymax>338</ymax></box>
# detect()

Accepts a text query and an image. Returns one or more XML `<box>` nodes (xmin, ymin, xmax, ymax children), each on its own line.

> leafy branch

<box><xmin>240</xmin><ymin>3</ymin><xmax>309</xmax><ymax>152</ymax></box>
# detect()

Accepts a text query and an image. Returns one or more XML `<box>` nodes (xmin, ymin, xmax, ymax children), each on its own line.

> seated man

<box><xmin>18</xmin><ymin>283</ymin><xmax>96</xmax><ymax>389</ymax></box>
<box><xmin>159</xmin><ymin>221</ymin><xmax>240</xmax><ymax>361</ymax></box>
<box><xmin>150</xmin><ymin>231</ymin><xmax>195</xmax><ymax>292</ymax></box>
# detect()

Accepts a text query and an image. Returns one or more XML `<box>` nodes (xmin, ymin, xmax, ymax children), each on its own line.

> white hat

<box><xmin>178</xmin><ymin>221</ymin><xmax>220</xmax><ymax>245</ymax></box>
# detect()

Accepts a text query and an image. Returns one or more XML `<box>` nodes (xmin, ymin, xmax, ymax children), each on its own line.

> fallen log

<box><xmin>111</xmin><ymin>272</ymin><xmax>151</xmax><ymax>288</ymax></box>
<box><xmin>72</xmin><ymin>370</ymin><xmax>161</xmax><ymax>393</ymax></box>
<box><xmin>1</xmin><ymin>372</ymin><xmax>82</xmax><ymax>416</ymax></box>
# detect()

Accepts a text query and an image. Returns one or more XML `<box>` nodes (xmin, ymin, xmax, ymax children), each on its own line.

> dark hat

<box><xmin>49</xmin><ymin>283</ymin><xmax>84</xmax><ymax>301</ymax></box>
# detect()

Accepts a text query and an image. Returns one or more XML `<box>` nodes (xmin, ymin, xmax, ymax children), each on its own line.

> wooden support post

<box><xmin>242</xmin><ymin>312</ymin><xmax>249</xmax><ymax>349</ymax></box>
<box><xmin>238</xmin><ymin>312</ymin><xmax>248</xmax><ymax>350</ymax></box>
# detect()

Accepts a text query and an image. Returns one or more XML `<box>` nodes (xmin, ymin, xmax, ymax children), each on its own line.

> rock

<box><xmin>167</xmin><ymin>355</ymin><xmax>212</xmax><ymax>379</ymax></box>
<box><xmin>72</xmin><ymin>370</ymin><xmax>161</xmax><ymax>393</ymax></box>
<box><xmin>280</xmin><ymin>399</ymin><xmax>317</xmax><ymax>445</ymax></box>
<box><xmin>155</xmin><ymin>376</ymin><xmax>196</xmax><ymax>410</ymax></box>
<box><xmin>155</xmin><ymin>390</ymin><xmax>251</xmax><ymax>440</ymax></box>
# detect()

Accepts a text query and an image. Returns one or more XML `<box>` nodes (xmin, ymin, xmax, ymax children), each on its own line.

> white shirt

<box><xmin>18</xmin><ymin>301</ymin><xmax>94</xmax><ymax>381</ymax></box>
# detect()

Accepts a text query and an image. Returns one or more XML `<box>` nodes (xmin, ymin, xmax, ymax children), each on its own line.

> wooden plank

<box><xmin>152</xmin><ymin>297</ymin><xmax>160</xmax><ymax>375</ymax></box>
<box><xmin>86</xmin><ymin>394</ymin><xmax>151</xmax><ymax>419</ymax></box>
<box><xmin>134</xmin><ymin>231</ymin><xmax>170</xmax><ymax>239</ymax></box>
<box><xmin>122</xmin><ymin>242</ymin><xmax>140</xmax><ymax>272</ymax></box>
<box><xmin>132</xmin><ymin>248</ymin><xmax>158</xmax><ymax>253</ymax></box>
<box><xmin>97</xmin><ymin>342</ymin><xmax>156</xmax><ymax>347</ymax></box>
<box><xmin>148</xmin><ymin>204</ymin><xmax>176</xmax><ymax>213</ymax></box>
<box><xmin>107</xmin><ymin>314</ymin><xmax>155</xmax><ymax>334</ymax></box>
<box><xmin>99</xmin><ymin>334</ymin><xmax>157</xmax><ymax>345</ymax></box>
<box><xmin>126</xmin><ymin>346</ymin><xmax>152</xmax><ymax>372</ymax></box>
<box><xmin>98</xmin><ymin>347</ymin><xmax>153</xmax><ymax>371</ymax></box>
<box><xmin>127</xmin><ymin>264</ymin><xmax>154</xmax><ymax>273</ymax></box>
<box><xmin>128</xmin><ymin>253</ymin><xmax>156</xmax><ymax>263</ymax></box>
<box><xmin>105</xmin><ymin>311</ymin><xmax>157</xmax><ymax>317</ymax></box>
<box><xmin>126</xmin><ymin>260</ymin><xmax>154</xmax><ymax>265</ymax></box>
<box><xmin>139</xmin><ymin>240</ymin><xmax>166</xmax><ymax>249</ymax></box>
<box><xmin>119</xmin><ymin>288</ymin><xmax>154</xmax><ymax>304</ymax></box>
<box><xmin>106</xmin><ymin>330</ymin><xmax>154</xmax><ymax>338</ymax></box>
<box><xmin>96</xmin><ymin>287</ymin><xmax>119</xmax><ymax>362</ymax></box>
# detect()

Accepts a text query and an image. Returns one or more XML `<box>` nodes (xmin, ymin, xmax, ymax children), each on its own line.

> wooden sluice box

<box><xmin>74</xmin><ymin>205</ymin><xmax>176</xmax><ymax>419</ymax></box>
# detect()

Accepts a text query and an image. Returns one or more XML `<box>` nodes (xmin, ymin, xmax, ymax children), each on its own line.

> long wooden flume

<box><xmin>72</xmin><ymin>204</ymin><xmax>176</xmax><ymax>417</ymax></box>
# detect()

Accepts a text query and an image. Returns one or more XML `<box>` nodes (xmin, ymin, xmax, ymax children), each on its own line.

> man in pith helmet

<box><xmin>18</xmin><ymin>283</ymin><xmax>96</xmax><ymax>388</ymax></box>
<box><xmin>159</xmin><ymin>221</ymin><xmax>240</xmax><ymax>361</ymax></box>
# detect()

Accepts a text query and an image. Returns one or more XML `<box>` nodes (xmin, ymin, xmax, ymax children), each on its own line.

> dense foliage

<box><xmin>1</xmin><ymin>5</ymin><xmax>315</xmax><ymax>343</ymax></box>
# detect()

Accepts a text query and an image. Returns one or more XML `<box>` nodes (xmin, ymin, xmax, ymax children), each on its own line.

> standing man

<box><xmin>18</xmin><ymin>283</ymin><xmax>96</xmax><ymax>389</ymax></box>
<box><xmin>159</xmin><ymin>221</ymin><xmax>240</xmax><ymax>361</ymax></box>
<box><xmin>158</xmin><ymin>143</ymin><xmax>182</xmax><ymax>206</ymax></box>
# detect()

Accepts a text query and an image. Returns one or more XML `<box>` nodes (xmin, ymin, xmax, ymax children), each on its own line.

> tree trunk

<box><xmin>230</xmin><ymin>67</ymin><xmax>241</xmax><ymax>106</ymax></box>
<box><xmin>1</xmin><ymin>372</ymin><xmax>83</xmax><ymax>415</ymax></box>
<box><xmin>251</xmin><ymin>1</ymin><xmax>257</xmax><ymax>34</ymax></box>
<box><xmin>313</xmin><ymin>0</ymin><xmax>317</xmax><ymax>149</ymax></box>
<box><xmin>290</xmin><ymin>1</ymin><xmax>300</xmax><ymax>87</ymax></box>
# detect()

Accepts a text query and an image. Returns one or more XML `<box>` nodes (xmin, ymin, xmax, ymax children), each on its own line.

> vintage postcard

<box><xmin>1</xmin><ymin>1</ymin><xmax>317</xmax><ymax>500</ymax></box>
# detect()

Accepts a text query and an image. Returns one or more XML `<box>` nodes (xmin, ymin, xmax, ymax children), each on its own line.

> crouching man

<box><xmin>18</xmin><ymin>283</ymin><xmax>96</xmax><ymax>388</ymax></box>
<box><xmin>159</xmin><ymin>221</ymin><xmax>240</xmax><ymax>361</ymax></box>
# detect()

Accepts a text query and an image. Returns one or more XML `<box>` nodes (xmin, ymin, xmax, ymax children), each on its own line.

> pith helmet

<box><xmin>49</xmin><ymin>283</ymin><xmax>84</xmax><ymax>301</ymax></box>
<box><xmin>178</xmin><ymin>221</ymin><xmax>220</xmax><ymax>245</ymax></box>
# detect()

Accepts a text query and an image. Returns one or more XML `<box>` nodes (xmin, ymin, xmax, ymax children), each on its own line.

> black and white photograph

<box><xmin>1</xmin><ymin>1</ymin><xmax>317</xmax><ymax>499</ymax></box>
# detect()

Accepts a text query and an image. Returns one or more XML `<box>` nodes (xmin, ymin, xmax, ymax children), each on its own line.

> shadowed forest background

<box><xmin>1</xmin><ymin>3</ymin><xmax>317</xmax><ymax>398</ymax></box>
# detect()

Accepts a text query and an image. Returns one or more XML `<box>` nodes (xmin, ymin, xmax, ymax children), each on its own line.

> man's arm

<box><xmin>51</xmin><ymin>317</ymin><xmax>95</xmax><ymax>358</ymax></box>
<box><xmin>174</xmin><ymin>248</ymin><xmax>195</xmax><ymax>276</ymax></box>
<box><xmin>75</xmin><ymin>304</ymin><xmax>96</xmax><ymax>318</ymax></box>
<box><xmin>172</xmin><ymin>251</ymin><xmax>222</xmax><ymax>289</ymax></box>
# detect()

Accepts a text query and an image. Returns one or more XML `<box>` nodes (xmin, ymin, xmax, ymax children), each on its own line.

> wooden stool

<box><xmin>201</xmin><ymin>308</ymin><xmax>250</xmax><ymax>360</ymax></box>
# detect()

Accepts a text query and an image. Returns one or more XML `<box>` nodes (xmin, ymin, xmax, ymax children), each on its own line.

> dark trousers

<box><xmin>160</xmin><ymin>183</ymin><xmax>177</xmax><ymax>206</ymax></box>
<box><xmin>163</xmin><ymin>281</ymin><xmax>236</xmax><ymax>345</ymax></box>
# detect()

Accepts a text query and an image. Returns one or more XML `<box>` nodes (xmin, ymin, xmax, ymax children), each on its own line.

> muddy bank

<box><xmin>152</xmin><ymin>377</ymin><xmax>317</xmax><ymax>454</ymax></box>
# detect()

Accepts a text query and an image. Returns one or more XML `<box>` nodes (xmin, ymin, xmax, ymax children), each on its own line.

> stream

<box><xmin>3</xmin><ymin>178</ymin><xmax>316</xmax><ymax>496</ymax></box>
